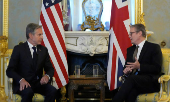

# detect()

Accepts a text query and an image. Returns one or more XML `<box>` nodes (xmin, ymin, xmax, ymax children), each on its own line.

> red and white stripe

<box><xmin>39</xmin><ymin>1</ymin><xmax>68</xmax><ymax>89</ymax></box>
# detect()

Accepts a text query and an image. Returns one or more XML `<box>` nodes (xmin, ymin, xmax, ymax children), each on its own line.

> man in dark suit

<box><xmin>6</xmin><ymin>23</ymin><xmax>57</xmax><ymax>102</ymax></box>
<box><xmin>112</xmin><ymin>24</ymin><xmax>162</xmax><ymax>102</ymax></box>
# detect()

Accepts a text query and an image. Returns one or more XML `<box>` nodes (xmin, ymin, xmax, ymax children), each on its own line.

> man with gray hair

<box><xmin>112</xmin><ymin>24</ymin><xmax>162</xmax><ymax>102</ymax></box>
<box><xmin>6</xmin><ymin>23</ymin><xmax>58</xmax><ymax>102</ymax></box>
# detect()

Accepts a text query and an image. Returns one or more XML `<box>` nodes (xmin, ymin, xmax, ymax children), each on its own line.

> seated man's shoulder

<box><xmin>37</xmin><ymin>45</ymin><xmax>48</xmax><ymax>51</ymax></box>
<box><xmin>127</xmin><ymin>45</ymin><xmax>136</xmax><ymax>50</ymax></box>
<box><xmin>13</xmin><ymin>42</ymin><xmax>25</xmax><ymax>50</ymax></box>
<box><xmin>147</xmin><ymin>41</ymin><xmax>160</xmax><ymax>47</ymax></box>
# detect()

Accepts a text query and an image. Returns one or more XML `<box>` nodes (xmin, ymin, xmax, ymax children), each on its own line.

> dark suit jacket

<box><xmin>125</xmin><ymin>41</ymin><xmax>162</xmax><ymax>84</ymax></box>
<box><xmin>6</xmin><ymin>42</ymin><xmax>54</xmax><ymax>93</ymax></box>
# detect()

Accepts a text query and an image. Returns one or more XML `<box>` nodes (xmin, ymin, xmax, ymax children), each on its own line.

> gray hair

<box><xmin>26</xmin><ymin>23</ymin><xmax>42</xmax><ymax>39</ymax></box>
<box><xmin>130</xmin><ymin>24</ymin><xmax>146</xmax><ymax>38</ymax></box>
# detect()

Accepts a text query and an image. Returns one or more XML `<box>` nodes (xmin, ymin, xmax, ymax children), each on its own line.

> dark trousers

<box><xmin>17</xmin><ymin>80</ymin><xmax>58</xmax><ymax>102</ymax></box>
<box><xmin>112</xmin><ymin>75</ymin><xmax>160</xmax><ymax>102</ymax></box>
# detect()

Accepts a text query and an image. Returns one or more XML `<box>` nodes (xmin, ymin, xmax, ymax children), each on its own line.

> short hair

<box><xmin>26</xmin><ymin>23</ymin><xmax>42</xmax><ymax>39</ymax></box>
<box><xmin>130</xmin><ymin>24</ymin><xmax>146</xmax><ymax>38</ymax></box>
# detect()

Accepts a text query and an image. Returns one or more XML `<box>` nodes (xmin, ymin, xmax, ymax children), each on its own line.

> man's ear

<box><xmin>138</xmin><ymin>31</ymin><xmax>142</xmax><ymax>36</ymax></box>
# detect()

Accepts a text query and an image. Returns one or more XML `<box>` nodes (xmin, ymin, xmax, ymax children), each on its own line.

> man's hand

<box><xmin>20</xmin><ymin>78</ymin><xmax>31</xmax><ymax>91</ymax></box>
<box><xmin>123</xmin><ymin>67</ymin><xmax>132</xmax><ymax>75</ymax></box>
<box><xmin>126</xmin><ymin>57</ymin><xmax>140</xmax><ymax>70</ymax></box>
<box><xmin>40</xmin><ymin>75</ymin><xmax>49</xmax><ymax>85</ymax></box>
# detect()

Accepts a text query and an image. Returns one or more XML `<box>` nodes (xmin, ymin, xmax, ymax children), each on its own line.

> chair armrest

<box><xmin>8</xmin><ymin>78</ymin><xmax>13</xmax><ymax>83</ymax></box>
<box><xmin>51</xmin><ymin>77</ymin><xmax>55</xmax><ymax>86</ymax></box>
<box><xmin>8</xmin><ymin>78</ymin><xmax>13</xmax><ymax>101</ymax></box>
<box><xmin>119</xmin><ymin>76</ymin><xmax>123</xmax><ymax>82</ymax></box>
<box><xmin>158</xmin><ymin>75</ymin><xmax>170</xmax><ymax>83</ymax></box>
<box><xmin>119</xmin><ymin>75</ymin><xmax>126</xmax><ymax>83</ymax></box>
<box><xmin>158</xmin><ymin>75</ymin><xmax>170</xmax><ymax>102</ymax></box>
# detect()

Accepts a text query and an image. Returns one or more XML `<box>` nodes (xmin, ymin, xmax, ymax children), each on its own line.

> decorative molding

<box><xmin>65</xmin><ymin>31</ymin><xmax>109</xmax><ymax>37</ymax></box>
<box><xmin>65</xmin><ymin>31</ymin><xmax>109</xmax><ymax>56</ymax></box>
<box><xmin>3</xmin><ymin>0</ymin><xmax>8</xmax><ymax>37</ymax></box>
<box><xmin>0</xmin><ymin>36</ymin><xmax>8</xmax><ymax>55</ymax></box>
<box><xmin>135</xmin><ymin>0</ymin><xmax>146</xmax><ymax>27</ymax></box>
<box><xmin>0</xmin><ymin>86</ymin><xmax>7</xmax><ymax>102</ymax></box>
<box><xmin>135</xmin><ymin>0</ymin><xmax>143</xmax><ymax>24</ymax></box>
<box><xmin>139</xmin><ymin>13</ymin><xmax>146</xmax><ymax>27</ymax></box>
<box><xmin>77</xmin><ymin>36</ymin><xmax>107</xmax><ymax>56</ymax></box>
<box><xmin>0</xmin><ymin>1</ymin><xmax>9</xmax><ymax>101</ymax></box>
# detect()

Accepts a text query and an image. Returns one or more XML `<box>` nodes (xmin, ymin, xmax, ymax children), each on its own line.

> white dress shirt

<box><xmin>136</xmin><ymin>40</ymin><xmax>146</xmax><ymax>71</ymax></box>
<box><xmin>27</xmin><ymin>41</ymin><xmax>37</xmax><ymax>58</ymax></box>
<box><xmin>136</xmin><ymin>40</ymin><xmax>146</xmax><ymax>60</ymax></box>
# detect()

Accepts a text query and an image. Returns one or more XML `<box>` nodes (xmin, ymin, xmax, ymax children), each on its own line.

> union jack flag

<box><xmin>107</xmin><ymin>0</ymin><xmax>131</xmax><ymax>91</ymax></box>
<box><xmin>39</xmin><ymin>0</ymin><xmax>69</xmax><ymax>89</ymax></box>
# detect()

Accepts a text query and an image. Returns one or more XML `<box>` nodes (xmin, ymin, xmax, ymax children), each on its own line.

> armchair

<box><xmin>4</xmin><ymin>51</ymin><xmax>56</xmax><ymax>102</ymax></box>
<box><xmin>119</xmin><ymin>48</ymin><xmax>170</xmax><ymax>102</ymax></box>
<box><xmin>8</xmin><ymin>77</ymin><xmax>56</xmax><ymax>102</ymax></box>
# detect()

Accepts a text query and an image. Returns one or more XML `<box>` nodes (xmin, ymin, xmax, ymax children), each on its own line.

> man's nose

<box><xmin>129</xmin><ymin>34</ymin><xmax>131</xmax><ymax>38</ymax></box>
<box><xmin>41</xmin><ymin>35</ymin><xmax>43</xmax><ymax>39</ymax></box>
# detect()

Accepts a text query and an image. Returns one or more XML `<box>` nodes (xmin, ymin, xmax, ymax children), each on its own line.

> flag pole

<box><xmin>60</xmin><ymin>85</ymin><xmax>68</xmax><ymax>102</ymax></box>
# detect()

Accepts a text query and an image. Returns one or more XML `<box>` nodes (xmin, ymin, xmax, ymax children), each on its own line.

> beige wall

<box><xmin>7</xmin><ymin>0</ymin><xmax>41</xmax><ymax>49</ymax></box>
<box><xmin>144</xmin><ymin>0</ymin><xmax>170</xmax><ymax>48</ymax></box>
<box><xmin>7</xmin><ymin>0</ymin><xmax>42</xmax><ymax>49</ymax></box>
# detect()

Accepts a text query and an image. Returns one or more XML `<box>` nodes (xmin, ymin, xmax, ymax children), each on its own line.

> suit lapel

<box><xmin>24</xmin><ymin>42</ymin><xmax>33</xmax><ymax>64</ymax></box>
<box><xmin>138</xmin><ymin>41</ymin><xmax>148</xmax><ymax>62</ymax></box>
<box><xmin>129</xmin><ymin>45</ymin><xmax>136</xmax><ymax>62</ymax></box>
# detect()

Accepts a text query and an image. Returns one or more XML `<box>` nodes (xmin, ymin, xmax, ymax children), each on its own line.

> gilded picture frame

<box><xmin>2</xmin><ymin>0</ymin><xmax>8</xmax><ymax>37</ymax></box>
<box><xmin>135</xmin><ymin>0</ymin><xmax>145</xmax><ymax>25</ymax></box>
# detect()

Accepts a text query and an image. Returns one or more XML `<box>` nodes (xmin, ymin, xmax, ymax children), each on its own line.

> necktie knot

<box><xmin>32</xmin><ymin>47</ymin><xmax>36</xmax><ymax>53</ymax></box>
<box><xmin>136</xmin><ymin>45</ymin><xmax>139</xmax><ymax>49</ymax></box>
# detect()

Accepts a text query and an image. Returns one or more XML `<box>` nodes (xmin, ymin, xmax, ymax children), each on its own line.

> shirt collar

<box><xmin>27</xmin><ymin>41</ymin><xmax>36</xmax><ymax>49</ymax></box>
<box><xmin>137</xmin><ymin>40</ymin><xmax>146</xmax><ymax>48</ymax></box>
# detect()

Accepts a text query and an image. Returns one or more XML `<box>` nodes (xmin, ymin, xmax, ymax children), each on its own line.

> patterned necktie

<box><xmin>32</xmin><ymin>47</ymin><xmax>37</xmax><ymax>69</ymax></box>
<box><xmin>133</xmin><ymin>46</ymin><xmax>139</xmax><ymax>61</ymax></box>
<box><xmin>132</xmin><ymin>46</ymin><xmax>139</xmax><ymax>74</ymax></box>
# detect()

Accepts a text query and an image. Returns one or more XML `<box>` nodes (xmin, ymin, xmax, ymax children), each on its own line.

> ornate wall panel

<box><xmin>144</xmin><ymin>0</ymin><xmax>170</xmax><ymax>48</ymax></box>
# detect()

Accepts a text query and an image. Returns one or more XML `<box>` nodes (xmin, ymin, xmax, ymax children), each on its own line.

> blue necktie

<box><xmin>32</xmin><ymin>47</ymin><xmax>37</xmax><ymax>69</ymax></box>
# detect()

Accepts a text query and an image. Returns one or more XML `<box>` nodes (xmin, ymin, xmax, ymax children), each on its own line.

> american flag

<box><xmin>107</xmin><ymin>0</ymin><xmax>131</xmax><ymax>91</ymax></box>
<box><xmin>39</xmin><ymin>0</ymin><xmax>69</xmax><ymax>89</ymax></box>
